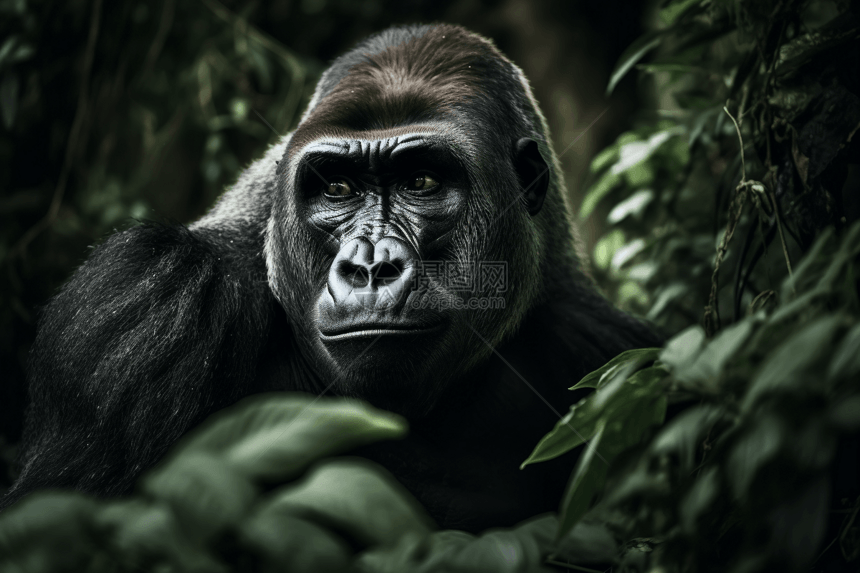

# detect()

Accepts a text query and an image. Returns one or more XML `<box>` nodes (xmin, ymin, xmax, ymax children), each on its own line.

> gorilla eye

<box><xmin>407</xmin><ymin>174</ymin><xmax>439</xmax><ymax>191</ymax></box>
<box><xmin>324</xmin><ymin>179</ymin><xmax>355</xmax><ymax>199</ymax></box>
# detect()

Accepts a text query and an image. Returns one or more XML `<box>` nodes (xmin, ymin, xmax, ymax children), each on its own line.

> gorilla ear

<box><xmin>514</xmin><ymin>138</ymin><xmax>549</xmax><ymax>216</ymax></box>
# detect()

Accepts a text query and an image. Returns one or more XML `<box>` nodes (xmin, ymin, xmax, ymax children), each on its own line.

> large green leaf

<box><xmin>679</xmin><ymin>467</ymin><xmax>719</xmax><ymax>535</ymax></box>
<box><xmin>556</xmin><ymin>421</ymin><xmax>610</xmax><ymax>539</ymax></box>
<box><xmin>670</xmin><ymin>317</ymin><xmax>756</xmax><ymax>391</ymax></box>
<box><xmin>355</xmin><ymin>514</ymin><xmax>557</xmax><ymax>573</ymax></box>
<box><xmin>649</xmin><ymin>404</ymin><xmax>726</xmax><ymax>472</ymax></box>
<box><xmin>726</xmin><ymin>413</ymin><xmax>785</xmax><ymax>498</ymax></box>
<box><xmin>161</xmin><ymin>393</ymin><xmax>407</xmax><ymax>483</ymax></box>
<box><xmin>0</xmin><ymin>493</ymin><xmax>101</xmax><ymax>573</ymax></box>
<box><xmin>249</xmin><ymin>458</ymin><xmax>434</xmax><ymax>549</ymax></box>
<box><xmin>828</xmin><ymin>322</ymin><xmax>860</xmax><ymax>382</ymax></box>
<box><xmin>95</xmin><ymin>499</ymin><xmax>224</xmax><ymax>573</ymax></box>
<box><xmin>607</xmin><ymin>189</ymin><xmax>654</xmax><ymax>224</ymax></box>
<box><xmin>554</xmin><ymin>369</ymin><xmax>669</xmax><ymax>537</ymax></box>
<box><xmin>239</xmin><ymin>513</ymin><xmax>351</xmax><ymax>573</ymax></box>
<box><xmin>142</xmin><ymin>452</ymin><xmax>257</xmax><ymax>544</ymax></box>
<box><xmin>570</xmin><ymin>348</ymin><xmax>662</xmax><ymax>391</ymax></box>
<box><xmin>525</xmin><ymin>364</ymin><xmax>668</xmax><ymax>468</ymax></box>
<box><xmin>742</xmin><ymin>315</ymin><xmax>843</xmax><ymax>411</ymax></box>
<box><xmin>553</xmin><ymin>520</ymin><xmax>619</xmax><ymax>566</ymax></box>
<box><xmin>520</xmin><ymin>397</ymin><xmax>604</xmax><ymax>469</ymax></box>
<box><xmin>659</xmin><ymin>0</ymin><xmax>706</xmax><ymax>26</ymax></box>
<box><xmin>659</xmin><ymin>326</ymin><xmax>706</xmax><ymax>374</ymax></box>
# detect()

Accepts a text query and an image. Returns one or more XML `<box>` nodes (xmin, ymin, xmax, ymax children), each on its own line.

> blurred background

<box><xmin>0</xmin><ymin>0</ymin><xmax>650</xmax><ymax>498</ymax></box>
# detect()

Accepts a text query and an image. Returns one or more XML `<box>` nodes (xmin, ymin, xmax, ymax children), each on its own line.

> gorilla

<box><xmin>1</xmin><ymin>24</ymin><xmax>658</xmax><ymax>532</ymax></box>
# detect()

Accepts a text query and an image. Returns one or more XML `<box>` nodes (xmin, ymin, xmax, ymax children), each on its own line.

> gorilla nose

<box><xmin>328</xmin><ymin>237</ymin><xmax>417</xmax><ymax>309</ymax></box>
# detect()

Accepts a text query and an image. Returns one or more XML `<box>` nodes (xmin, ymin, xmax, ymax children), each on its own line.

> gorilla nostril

<box><xmin>339</xmin><ymin>262</ymin><xmax>371</xmax><ymax>288</ymax></box>
<box><xmin>328</xmin><ymin>237</ymin><xmax>416</xmax><ymax>302</ymax></box>
<box><xmin>373</xmin><ymin>261</ymin><xmax>402</xmax><ymax>285</ymax></box>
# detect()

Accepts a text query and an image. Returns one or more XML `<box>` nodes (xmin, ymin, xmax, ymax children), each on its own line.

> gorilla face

<box><xmin>265</xmin><ymin>27</ymin><xmax>552</xmax><ymax>418</ymax></box>
<box><xmin>297</xmin><ymin>133</ymin><xmax>472</xmax><ymax>413</ymax></box>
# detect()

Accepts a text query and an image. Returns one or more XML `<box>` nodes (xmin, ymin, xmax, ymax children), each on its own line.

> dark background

<box><xmin>0</xmin><ymin>0</ymin><xmax>648</xmax><ymax>498</ymax></box>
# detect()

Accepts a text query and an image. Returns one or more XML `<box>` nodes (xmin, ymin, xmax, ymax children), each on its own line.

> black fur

<box><xmin>1</xmin><ymin>24</ymin><xmax>659</xmax><ymax>532</ymax></box>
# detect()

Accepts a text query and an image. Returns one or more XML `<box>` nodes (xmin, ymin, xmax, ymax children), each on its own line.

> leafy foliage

<box><xmin>0</xmin><ymin>396</ymin><xmax>557</xmax><ymax>572</ymax></box>
<box><xmin>543</xmin><ymin>0</ymin><xmax>860</xmax><ymax>570</ymax></box>
<box><xmin>536</xmin><ymin>221</ymin><xmax>860</xmax><ymax>572</ymax></box>
<box><xmin>586</xmin><ymin>0</ymin><xmax>860</xmax><ymax>339</ymax></box>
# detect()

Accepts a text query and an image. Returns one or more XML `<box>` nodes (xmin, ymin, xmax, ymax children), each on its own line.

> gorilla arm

<box><xmin>1</xmin><ymin>212</ymin><xmax>272</xmax><ymax>511</ymax></box>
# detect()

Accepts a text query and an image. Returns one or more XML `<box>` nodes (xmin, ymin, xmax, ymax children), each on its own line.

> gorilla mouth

<box><xmin>319</xmin><ymin>322</ymin><xmax>445</xmax><ymax>341</ymax></box>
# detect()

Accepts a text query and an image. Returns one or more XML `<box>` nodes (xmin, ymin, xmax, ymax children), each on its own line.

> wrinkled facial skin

<box><xmin>265</xmin><ymin>113</ymin><xmax>550</xmax><ymax>418</ymax></box>
<box><xmin>286</xmin><ymin>132</ymin><xmax>484</xmax><ymax>416</ymax></box>
<box><xmin>302</xmin><ymin>135</ymin><xmax>466</xmax><ymax>320</ymax></box>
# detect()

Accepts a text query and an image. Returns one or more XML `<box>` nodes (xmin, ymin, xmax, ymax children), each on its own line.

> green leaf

<box><xmin>554</xmin><ymin>520</ymin><xmax>619</xmax><ymax>566</ymax></box>
<box><xmin>659</xmin><ymin>0</ymin><xmax>705</xmax><ymax>25</ymax></box>
<box><xmin>570</xmin><ymin>347</ymin><xmax>662</xmax><ymax>391</ymax></box>
<box><xmin>618</xmin><ymin>280</ymin><xmax>649</xmax><ymax>307</ymax></box>
<box><xmin>590</xmin><ymin>145</ymin><xmax>619</xmax><ymax>173</ymax></box>
<box><xmin>673</xmin><ymin>317</ymin><xmax>756</xmax><ymax>390</ymax></box>
<box><xmin>142</xmin><ymin>452</ymin><xmax>257</xmax><ymax>544</ymax></box>
<box><xmin>593</xmin><ymin>229</ymin><xmax>625</xmax><ymax>270</ymax></box>
<box><xmin>252</xmin><ymin>458</ymin><xmax>434</xmax><ymax>549</ymax></box>
<box><xmin>359</xmin><ymin>514</ymin><xmax>557</xmax><ymax>573</ymax></box>
<box><xmin>599</xmin><ymin>463</ymin><xmax>670</xmax><ymax>509</ymax></box>
<box><xmin>659</xmin><ymin>325</ymin><xmax>706</xmax><ymax>375</ymax></box>
<box><xmin>680</xmin><ymin>467</ymin><xmax>719</xmax><ymax>534</ymax></box>
<box><xmin>521</xmin><ymin>395</ymin><xmax>604</xmax><ymax>469</ymax></box>
<box><xmin>95</xmin><ymin>499</ymin><xmax>225</xmax><ymax>573</ymax></box>
<box><xmin>742</xmin><ymin>315</ymin><xmax>842</xmax><ymax>411</ymax></box>
<box><xmin>635</xmin><ymin>62</ymin><xmax>704</xmax><ymax>74</ymax></box>
<box><xmin>579</xmin><ymin>171</ymin><xmax>621</xmax><ymax>220</ymax></box>
<box><xmin>163</xmin><ymin>393</ymin><xmax>407</xmax><ymax>483</ymax></box>
<box><xmin>606</xmin><ymin>32</ymin><xmax>664</xmax><ymax>95</ymax></box>
<box><xmin>524</xmin><ymin>361</ymin><xmax>667</xmax><ymax>469</ymax></box>
<box><xmin>611</xmin><ymin>130</ymin><xmax>676</xmax><ymax>177</ymax></box>
<box><xmin>767</xmin><ymin>289</ymin><xmax>823</xmax><ymax>325</ymax></box>
<box><xmin>607</xmin><ymin>189</ymin><xmax>654</xmax><ymax>223</ymax></box>
<box><xmin>611</xmin><ymin>239</ymin><xmax>646</xmax><ymax>271</ymax></box>
<box><xmin>828</xmin><ymin>395</ymin><xmax>860</xmax><ymax>432</ymax></box>
<box><xmin>649</xmin><ymin>405</ymin><xmax>725</xmax><ymax>472</ymax></box>
<box><xmin>557</xmin><ymin>420</ymin><xmax>610</xmax><ymax>537</ymax></box>
<box><xmin>554</xmin><ymin>372</ymin><xmax>668</xmax><ymax>537</ymax></box>
<box><xmin>239</xmin><ymin>514</ymin><xmax>352</xmax><ymax>573</ymax></box>
<box><xmin>0</xmin><ymin>492</ymin><xmax>101</xmax><ymax>572</ymax></box>
<box><xmin>815</xmin><ymin>221</ymin><xmax>860</xmax><ymax>292</ymax></box>
<box><xmin>779</xmin><ymin>227</ymin><xmax>834</xmax><ymax>300</ymax></box>
<box><xmin>828</xmin><ymin>323</ymin><xmax>860</xmax><ymax>382</ymax></box>
<box><xmin>0</xmin><ymin>72</ymin><xmax>19</xmax><ymax>130</ymax></box>
<box><xmin>0</xmin><ymin>36</ymin><xmax>34</xmax><ymax>67</ymax></box>
<box><xmin>776</xmin><ymin>26</ymin><xmax>860</xmax><ymax>77</ymax></box>
<box><xmin>726</xmin><ymin>414</ymin><xmax>785</xmax><ymax>498</ymax></box>
<box><xmin>646</xmin><ymin>282</ymin><xmax>688</xmax><ymax>320</ymax></box>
